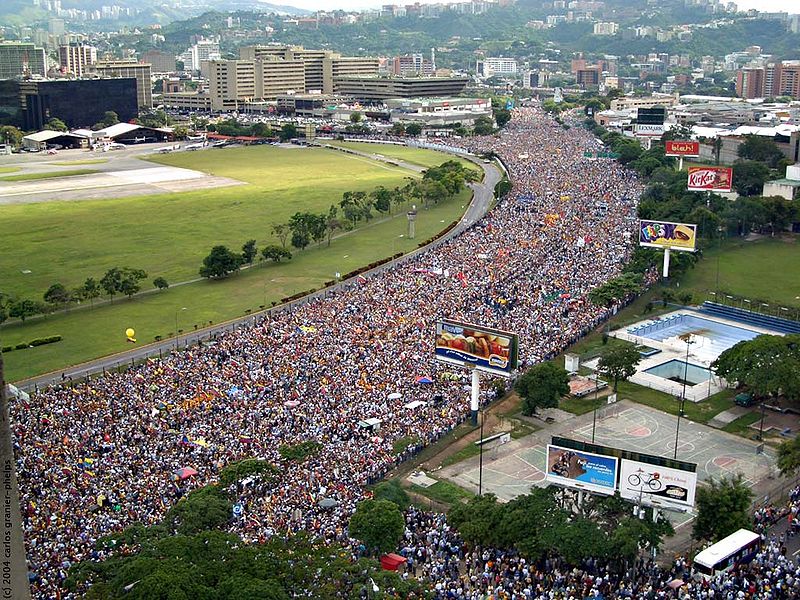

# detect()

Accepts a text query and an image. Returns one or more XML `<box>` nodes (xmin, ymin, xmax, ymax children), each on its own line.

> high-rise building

<box><xmin>94</xmin><ymin>60</ymin><xmax>153</xmax><ymax>109</ymax></box>
<box><xmin>0</xmin><ymin>42</ymin><xmax>47</xmax><ymax>79</ymax></box>
<box><xmin>576</xmin><ymin>66</ymin><xmax>602</xmax><ymax>88</ymax></box>
<box><xmin>179</xmin><ymin>39</ymin><xmax>221</xmax><ymax>72</ymax></box>
<box><xmin>59</xmin><ymin>43</ymin><xmax>97</xmax><ymax>77</ymax></box>
<box><xmin>735</xmin><ymin>67</ymin><xmax>765</xmax><ymax>99</ymax></box>
<box><xmin>593</xmin><ymin>22</ymin><xmax>619</xmax><ymax>35</ymax></box>
<box><xmin>208</xmin><ymin>57</ymin><xmax>307</xmax><ymax>110</ymax></box>
<box><xmin>141</xmin><ymin>50</ymin><xmax>176</xmax><ymax>74</ymax></box>
<box><xmin>322</xmin><ymin>56</ymin><xmax>381</xmax><ymax>93</ymax></box>
<box><xmin>256</xmin><ymin>57</ymin><xmax>306</xmax><ymax>99</ymax></box>
<box><xmin>774</xmin><ymin>61</ymin><xmax>800</xmax><ymax>99</ymax></box>
<box><xmin>391</xmin><ymin>54</ymin><xmax>434</xmax><ymax>77</ymax></box>
<box><xmin>477</xmin><ymin>57</ymin><xmax>518</xmax><ymax>77</ymax></box>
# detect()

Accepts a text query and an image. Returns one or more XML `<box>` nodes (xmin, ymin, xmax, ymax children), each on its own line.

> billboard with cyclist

<box><xmin>619</xmin><ymin>459</ymin><xmax>697</xmax><ymax>510</ymax></box>
<box><xmin>546</xmin><ymin>445</ymin><xmax>618</xmax><ymax>495</ymax></box>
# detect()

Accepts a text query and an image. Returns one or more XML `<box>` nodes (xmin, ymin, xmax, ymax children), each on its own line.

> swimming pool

<box><xmin>627</xmin><ymin>314</ymin><xmax>760</xmax><ymax>360</ymax></box>
<box><xmin>644</xmin><ymin>359</ymin><xmax>711</xmax><ymax>385</ymax></box>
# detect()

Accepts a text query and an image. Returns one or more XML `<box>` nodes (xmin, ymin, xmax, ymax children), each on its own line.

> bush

<box><xmin>1</xmin><ymin>346</ymin><xmax>13</xmax><ymax>353</ymax></box>
<box><xmin>29</xmin><ymin>335</ymin><xmax>62</xmax><ymax>347</ymax></box>
<box><xmin>15</xmin><ymin>343</ymin><xmax>28</xmax><ymax>350</ymax></box>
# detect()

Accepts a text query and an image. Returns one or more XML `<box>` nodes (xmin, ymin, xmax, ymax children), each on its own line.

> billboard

<box><xmin>639</xmin><ymin>219</ymin><xmax>697</xmax><ymax>252</ymax></box>
<box><xmin>546</xmin><ymin>444</ymin><xmax>618</xmax><ymax>495</ymax></box>
<box><xmin>637</xmin><ymin>107</ymin><xmax>666</xmax><ymax>124</ymax></box>
<box><xmin>635</xmin><ymin>123</ymin><xmax>665</xmax><ymax>137</ymax></box>
<box><xmin>619</xmin><ymin>459</ymin><xmax>697</xmax><ymax>510</ymax></box>
<box><xmin>665</xmin><ymin>140</ymin><xmax>700</xmax><ymax>157</ymax></box>
<box><xmin>434</xmin><ymin>319</ymin><xmax>519</xmax><ymax>377</ymax></box>
<box><xmin>687</xmin><ymin>166</ymin><xmax>733</xmax><ymax>193</ymax></box>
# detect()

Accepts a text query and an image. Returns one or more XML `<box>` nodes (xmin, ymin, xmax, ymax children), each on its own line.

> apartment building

<box><xmin>736</xmin><ymin>61</ymin><xmax>800</xmax><ymax>99</ymax></box>
<box><xmin>58</xmin><ymin>43</ymin><xmax>97</xmax><ymax>77</ymax></box>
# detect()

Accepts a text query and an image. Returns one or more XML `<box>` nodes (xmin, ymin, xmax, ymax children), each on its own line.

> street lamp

<box><xmin>174</xmin><ymin>307</ymin><xmax>187</xmax><ymax>349</ymax></box>
<box><xmin>591</xmin><ymin>373</ymin><xmax>600</xmax><ymax>443</ymax></box>
<box><xmin>478</xmin><ymin>407</ymin><xmax>486</xmax><ymax>496</ymax></box>
<box><xmin>674</xmin><ymin>334</ymin><xmax>694</xmax><ymax>459</ymax></box>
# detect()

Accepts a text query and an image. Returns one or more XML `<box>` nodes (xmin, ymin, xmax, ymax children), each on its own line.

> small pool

<box><xmin>644</xmin><ymin>359</ymin><xmax>711</xmax><ymax>385</ymax></box>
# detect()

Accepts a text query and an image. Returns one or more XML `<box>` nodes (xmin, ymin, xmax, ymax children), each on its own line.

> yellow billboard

<box><xmin>639</xmin><ymin>220</ymin><xmax>697</xmax><ymax>252</ymax></box>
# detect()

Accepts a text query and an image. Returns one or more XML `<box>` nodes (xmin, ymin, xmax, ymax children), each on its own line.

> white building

<box><xmin>478</xmin><ymin>57</ymin><xmax>518</xmax><ymax>77</ymax></box>
<box><xmin>179</xmin><ymin>38</ymin><xmax>221</xmax><ymax>72</ymax></box>
<box><xmin>593</xmin><ymin>22</ymin><xmax>618</xmax><ymax>35</ymax></box>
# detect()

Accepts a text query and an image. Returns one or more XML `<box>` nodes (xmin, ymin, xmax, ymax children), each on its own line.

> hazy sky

<box><xmin>280</xmin><ymin>0</ymin><xmax>798</xmax><ymax>12</ymax></box>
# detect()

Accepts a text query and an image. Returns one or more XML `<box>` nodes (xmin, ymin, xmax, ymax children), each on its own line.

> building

<box><xmin>257</xmin><ymin>57</ymin><xmax>306</xmax><ymax>99</ymax></box>
<box><xmin>13</xmin><ymin>79</ymin><xmax>139</xmax><ymax>130</ymax></box>
<box><xmin>208</xmin><ymin>60</ymin><xmax>256</xmax><ymax>112</ymax></box>
<box><xmin>576</xmin><ymin>66</ymin><xmax>601</xmax><ymax>88</ymax></box>
<box><xmin>477</xmin><ymin>57</ymin><xmax>518</xmax><ymax>77</ymax></box>
<box><xmin>391</xmin><ymin>54</ymin><xmax>434</xmax><ymax>77</ymax></box>
<box><xmin>180</xmin><ymin>38</ymin><xmax>221</xmax><ymax>72</ymax></box>
<box><xmin>58</xmin><ymin>43</ymin><xmax>97</xmax><ymax>77</ymax></box>
<box><xmin>0</xmin><ymin>42</ymin><xmax>47</xmax><ymax>79</ymax></box>
<box><xmin>330</xmin><ymin>76</ymin><xmax>470</xmax><ymax>101</ymax></box>
<box><xmin>762</xmin><ymin>163</ymin><xmax>800</xmax><ymax>201</ymax></box>
<box><xmin>593</xmin><ymin>22</ymin><xmax>619</xmax><ymax>35</ymax></box>
<box><xmin>609</xmin><ymin>95</ymin><xmax>678</xmax><ymax>111</ymax></box>
<box><xmin>160</xmin><ymin>92</ymin><xmax>213</xmax><ymax>112</ymax></box>
<box><xmin>94</xmin><ymin>60</ymin><xmax>153</xmax><ymax>109</ymax></box>
<box><xmin>142</xmin><ymin>50</ymin><xmax>176</xmax><ymax>73</ymax></box>
<box><xmin>322</xmin><ymin>56</ymin><xmax>381</xmax><ymax>93</ymax></box>
<box><xmin>276</xmin><ymin>93</ymin><xmax>343</xmax><ymax>116</ymax></box>
<box><xmin>735</xmin><ymin>67</ymin><xmax>765</xmax><ymax>99</ymax></box>
<box><xmin>22</xmin><ymin>130</ymin><xmax>87</xmax><ymax>151</ymax></box>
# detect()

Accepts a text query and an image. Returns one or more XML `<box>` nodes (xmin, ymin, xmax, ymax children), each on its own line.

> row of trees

<box><xmin>0</xmin><ymin>267</ymin><xmax>161</xmax><ymax>326</ymax></box>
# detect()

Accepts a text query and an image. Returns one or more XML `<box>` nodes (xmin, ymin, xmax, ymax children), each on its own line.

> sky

<box><xmin>277</xmin><ymin>0</ymin><xmax>798</xmax><ymax>12</ymax></box>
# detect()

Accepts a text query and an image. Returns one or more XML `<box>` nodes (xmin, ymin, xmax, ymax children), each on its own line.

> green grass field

<box><xmin>324</xmin><ymin>141</ymin><xmax>473</xmax><ymax>169</ymax></box>
<box><xmin>0</xmin><ymin>144</ymin><xmax>475</xmax><ymax>381</ymax></box>
<box><xmin>0</xmin><ymin>166</ymin><xmax>21</xmax><ymax>174</ymax></box>
<box><xmin>0</xmin><ymin>168</ymin><xmax>98</xmax><ymax>182</ymax></box>
<box><xmin>52</xmin><ymin>159</ymin><xmax>109</xmax><ymax>166</ymax></box>
<box><xmin>680</xmin><ymin>237</ymin><xmax>800</xmax><ymax>310</ymax></box>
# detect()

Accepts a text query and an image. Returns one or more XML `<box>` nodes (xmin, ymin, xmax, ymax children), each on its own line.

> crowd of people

<box><xmin>8</xmin><ymin>105</ymin><xmax>784</xmax><ymax>598</ymax></box>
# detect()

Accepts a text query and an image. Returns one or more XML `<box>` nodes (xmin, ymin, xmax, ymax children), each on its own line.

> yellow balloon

<box><xmin>125</xmin><ymin>328</ymin><xmax>135</xmax><ymax>338</ymax></box>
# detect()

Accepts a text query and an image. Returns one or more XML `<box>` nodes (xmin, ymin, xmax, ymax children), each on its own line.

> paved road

<box><xmin>14</xmin><ymin>147</ymin><xmax>501</xmax><ymax>392</ymax></box>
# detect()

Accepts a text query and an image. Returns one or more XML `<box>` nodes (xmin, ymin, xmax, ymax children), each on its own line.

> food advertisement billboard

<box><xmin>687</xmin><ymin>166</ymin><xmax>733</xmax><ymax>192</ymax></box>
<box><xmin>546</xmin><ymin>444</ymin><xmax>618</xmax><ymax>495</ymax></box>
<box><xmin>435</xmin><ymin>319</ymin><xmax>519</xmax><ymax>377</ymax></box>
<box><xmin>619</xmin><ymin>459</ymin><xmax>697</xmax><ymax>510</ymax></box>
<box><xmin>639</xmin><ymin>220</ymin><xmax>697</xmax><ymax>252</ymax></box>
<box><xmin>665</xmin><ymin>141</ymin><xmax>700</xmax><ymax>157</ymax></box>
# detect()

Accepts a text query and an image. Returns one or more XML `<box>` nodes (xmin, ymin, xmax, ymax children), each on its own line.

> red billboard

<box><xmin>687</xmin><ymin>167</ymin><xmax>733</xmax><ymax>193</ymax></box>
<box><xmin>665</xmin><ymin>141</ymin><xmax>700</xmax><ymax>157</ymax></box>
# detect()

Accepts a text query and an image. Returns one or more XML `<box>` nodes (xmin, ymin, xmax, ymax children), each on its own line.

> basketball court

<box><xmin>440</xmin><ymin>401</ymin><xmax>776</xmax><ymax>516</ymax></box>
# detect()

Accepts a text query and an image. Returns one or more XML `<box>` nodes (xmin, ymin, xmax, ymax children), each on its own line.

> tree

<box><xmin>82</xmin><ymin>277</ymin><xmax>101</xmax><ymax>306</ymax></box>
<box><xmin>473</xmin><ymin>116</ymin><xmax>495</xmax><ymax>136</ymax></box>
<box><xmin>776</xmin><ymin>436</ymin><xmax>800</xmax><ymax>477</ymax></box>
<box><xmin>348</xmin><ymin>499</ymin><xmax>404</xmax><ymax>556</ymax></box>
<box><xmin>100</xmin><ymin>267</ymin><xmax>123</xmax><ymax>302</ymax></box>
<box><xmin>118</xmin><ymin>268</ymin><xmax>148</xmax><ymax>298</ymax></box>
<box><xmin>250</xmin><ymin>122</ymin><xmax>273</xmax><ymax>138</ymax></box>
<box><xmin>324</xmin><ymin>205</ymin><xmax>340</xmax><ymax>247</ymax></box>
<box><xmin>0</xmin><ymin>125</ymin><xmax>23</xmax><ymax>148</ymax></box>
<box><xmin>288</xmin><ymin>212</ymin><xmax>315</xmax><ymax>251</ymax></box>
<box><xmin>494</xmin><ymin>108</ymin><xmax>512</xmax><ymax>128</ymax></box>
<box><xmin>271</xmin><ymin>223</ymin><xmax>290</xmax><ymax>249</ymax></box>
<box><xmin>9</xmin><ymin>299</ymin><xmax>44</xmax><ymax>323</ymax></box>
<box><xmin>514</xmin><ymin>362</ymin><xmax>570</xmax><ymax>415</ymax></box>
<box><xmin>404</xmin><ymin>122</ymin><xmax>422</xmax><ymax>137</ymax></box>
<box><xmin>597</xmin><ymin>344</ymin><xmax>642</xmax><ymax>391</ymax></box>
<box><xmin>172</xmin><ymin>125</ymin><xmax>189</xmax><ymax>140</ymax></box>
<box><xmin>44</xmin><ymin>117</ymin><xmax>68</xmax><ymax>132</ymax></box>
<box><xmin>261</xmin><ymin>245</ymin><xmax>292</xmax><ymax>263</ymax></box>
<box><xmin>389</xmin><ymin>122</ymin><xmax>405</xmax><ymax>136</ymax></box>
<box><xmin>153</xmin><ymin>277</ymin><xmax>169</xmax><ymax>290</ymax></box>
<box><xmin>372</xmin><ymin>480</ymin><xmax>410</xmax><ymax>510</ymax></box>
<box><xmin>712</xmin><ymin>334</ymin><xmax>800</xmax><ymax>401</ymax></box>
<box><xmin>241</xmin><ymin>239</ymin><xmax>257</xmax><ymax>264</ymax></box>
<box><xmin>733</xmin><ymin>160</ymin><xmax>770</xmax><ymax>197</ymax></box>
<box><xmin>43</xmin><ymin>282</ymin><xmax>70</xmax><ymax>309</ymax></box>
<box><xmin>737</xmin><ymin>134</ymin><xmax>785</xmax><ymax>168</ymax></box>
<box><xmin>199</xmin><ymin>246</ymin><xmax>243</xmax><ymax>279</ymax></box>
<box><xmin>94</xmin><ymin>110</ymin><xmax>119</xmax><ymax>130</ymax></box>
<box><xmin>370</xmin><ymin>186</ymin><xmax>392</xmax><ymax>214</ymax></box>
<box><xmin>693</xmin><ymin>475</ymin><xmax>752</xmax><ymax>542</ymax></box>
<box><xmin>349</xmin><ymin>111</ymin><xmax>362</xmax><ymax>124</ymax></box>
<box><xmin>279</xmin><ymin>123</ymin><xmax>297</xmax><ymax>142</ymax></box>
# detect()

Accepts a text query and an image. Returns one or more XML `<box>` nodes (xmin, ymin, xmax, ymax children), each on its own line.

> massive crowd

<box><xmin>12</xmin><ymin>105</ymin><xmax>784</xmax><ymax>599</ymax></box>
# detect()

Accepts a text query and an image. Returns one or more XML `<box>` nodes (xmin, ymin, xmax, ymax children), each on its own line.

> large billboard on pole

<box><xmin>435</xmin><ymin>319</ymin><xmax>519</xmax><ymax>377</ymax></box>
<box><xmin>639</xmin><ymin>220</ymin><xmax>697</xmax><ymax>252</ymax></box>
<box><xmin>665</xmin><ymin>141</ymin><xmax>700</xmax><ymax>157</ymax></box>
<box><xmin>546</xmin><ymin>444</ymin><xmax>618</xmax><ymax>495</ymax></box>
<box><xmin>619</xmin><ymin>459</ymin><xmax>697</xmax><ymax>511</ymax></box>
<box><xmin>687</xmin><ymin>166</ymin><xmax>733</xmax><ymax>192</ymax></box>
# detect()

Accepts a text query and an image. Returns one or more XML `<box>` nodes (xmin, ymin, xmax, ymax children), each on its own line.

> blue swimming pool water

<box><xmin>644</xmin><ymin>359</ymin><xmax>711</xmax><ymax>385</ymax></box>
<box><xmin>628</xmin><ymin>314</ymin><xmax>760</xmax><ymax>357</ymax></box>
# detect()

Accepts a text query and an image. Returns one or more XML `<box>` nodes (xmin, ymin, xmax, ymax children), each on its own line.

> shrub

<box><xmin>1</xmin><ymin>346</ymin><xmax>13</xmax><ymax>353</ymax></box>
<box><xmin>15</xmin><ymin>343</ymin><xmax>28</xmax><ymax>350</ymax></box>
<box><xmin>29</xmin><ymin>335</ymin><xmax>62</xmax><ymax>347</ymax></box>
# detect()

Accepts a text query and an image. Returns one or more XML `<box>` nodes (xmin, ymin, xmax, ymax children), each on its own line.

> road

<box><xmin>13</xmin><ymin>146</ymin><xmax>501</xmax><ymax>392</ymax></box>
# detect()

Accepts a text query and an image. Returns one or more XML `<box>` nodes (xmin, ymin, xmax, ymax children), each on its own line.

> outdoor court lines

<box><xmin>440</xmin><ymin>401</ymin><xmax>775</xmax><ymax>506</ymax></box>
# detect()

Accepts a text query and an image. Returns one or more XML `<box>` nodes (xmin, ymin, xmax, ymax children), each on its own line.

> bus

<box><xmin>693</xmin><ymin>529</ymin><xmax>761</xmax><ymax>578</ymax></box>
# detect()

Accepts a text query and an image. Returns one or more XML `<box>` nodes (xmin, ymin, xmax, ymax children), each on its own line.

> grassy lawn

<box><xmin>0</xmin><ymin>168</ymin><xmax>98</xmax><ymax>181</ymax></box>
<box><xmin>722</xmin><ymin>411</ymin><xmax>761</xmax><ymax>436</ymax></box>
<box><xmin>680</xmin><ymin>237</ymin><xmax>800</xmax><ymax>310</ymax></box>
<box><xmin>411</xmin><ymin>480</ymin><xmax>473</xmax><ymax>507</ymax></box>
<box><xmin>1</xmin><ymin>145</ymin><xmax>450</xmax><ymax>300</ymax></box>
<box><xmin>52</xmin><ymin>159</ymin><xmax>109</xmax><ymax>166</ymax></box>
<box><xmin>324</xmin><ymin>140</ymin><xmax>475</xmax><ymax>170</ymax></box>
<box><xmin>0</xmin><ymin>166</ymin><xmax>20</xmax><ymax>174</ymax></box>
<box><xmin>1</xmin><ymin>184</ymin><xmax>472</xmax><ymax>381</ymax></box>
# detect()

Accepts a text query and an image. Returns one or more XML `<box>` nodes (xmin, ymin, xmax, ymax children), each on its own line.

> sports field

<box><xmin>0</xmin><ymin>144</ymin><xmax>476</xmax><ymax>381</ymax></box>
<box><xmin>681</xmin><ymin>237</ymin><xmax>800</xmax><ymax>309</ymax></box>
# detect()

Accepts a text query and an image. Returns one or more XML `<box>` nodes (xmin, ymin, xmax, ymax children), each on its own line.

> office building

<box><xmin>59</xmin><ymin>43</ymin><xmax>97</xmax><ymax>77</ymax></box>
<box><xmin>94</xmin><ymin>60</ymin><xmax>153</xmax><ymax>109</ymax></box>
<box><xmin>257</xmin><ymin>57</ymin><xmax>306</xmax><ymax>99</ymax></box>
<box><xmin>0</xmin><ymin>42</ymin><xmax>47</xmax><ymax>79</ymax></box>
<box><xmin>180</xmin><ymin>38</ymin><xmax>221</xmax><ymax>72</ymax></box>
<box><xmin>208</xmin><ymin>60</ymin><xmax>256</xmax><ymax>111</ymax></box>
<box><xmin>477</xmin><ymin>57</ymin><xmax>518</xmax><ymax>77</ymax></box>
<box><xmin>142</xmin><ymin>50</ymin><xmax>176</xmax><ymax>73</ymax></box>
<box><xmin>576</xmin><ymin>66</ymin><xmax>602</xmax><ymax>88</ymax></box>
<box><xmin>330</xmin><ymin>76</ymin><xmax>469</xmax><ymax>101</ymax></box>
<box><xmin>13</xmin><ymin>79</ymin><xmax>139</xmax><ymax>130</ymax></box>
<box><xmin>322</xmin><ymin>56</ymin><xmax>380</xmax><ymax>93</ymax></box>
